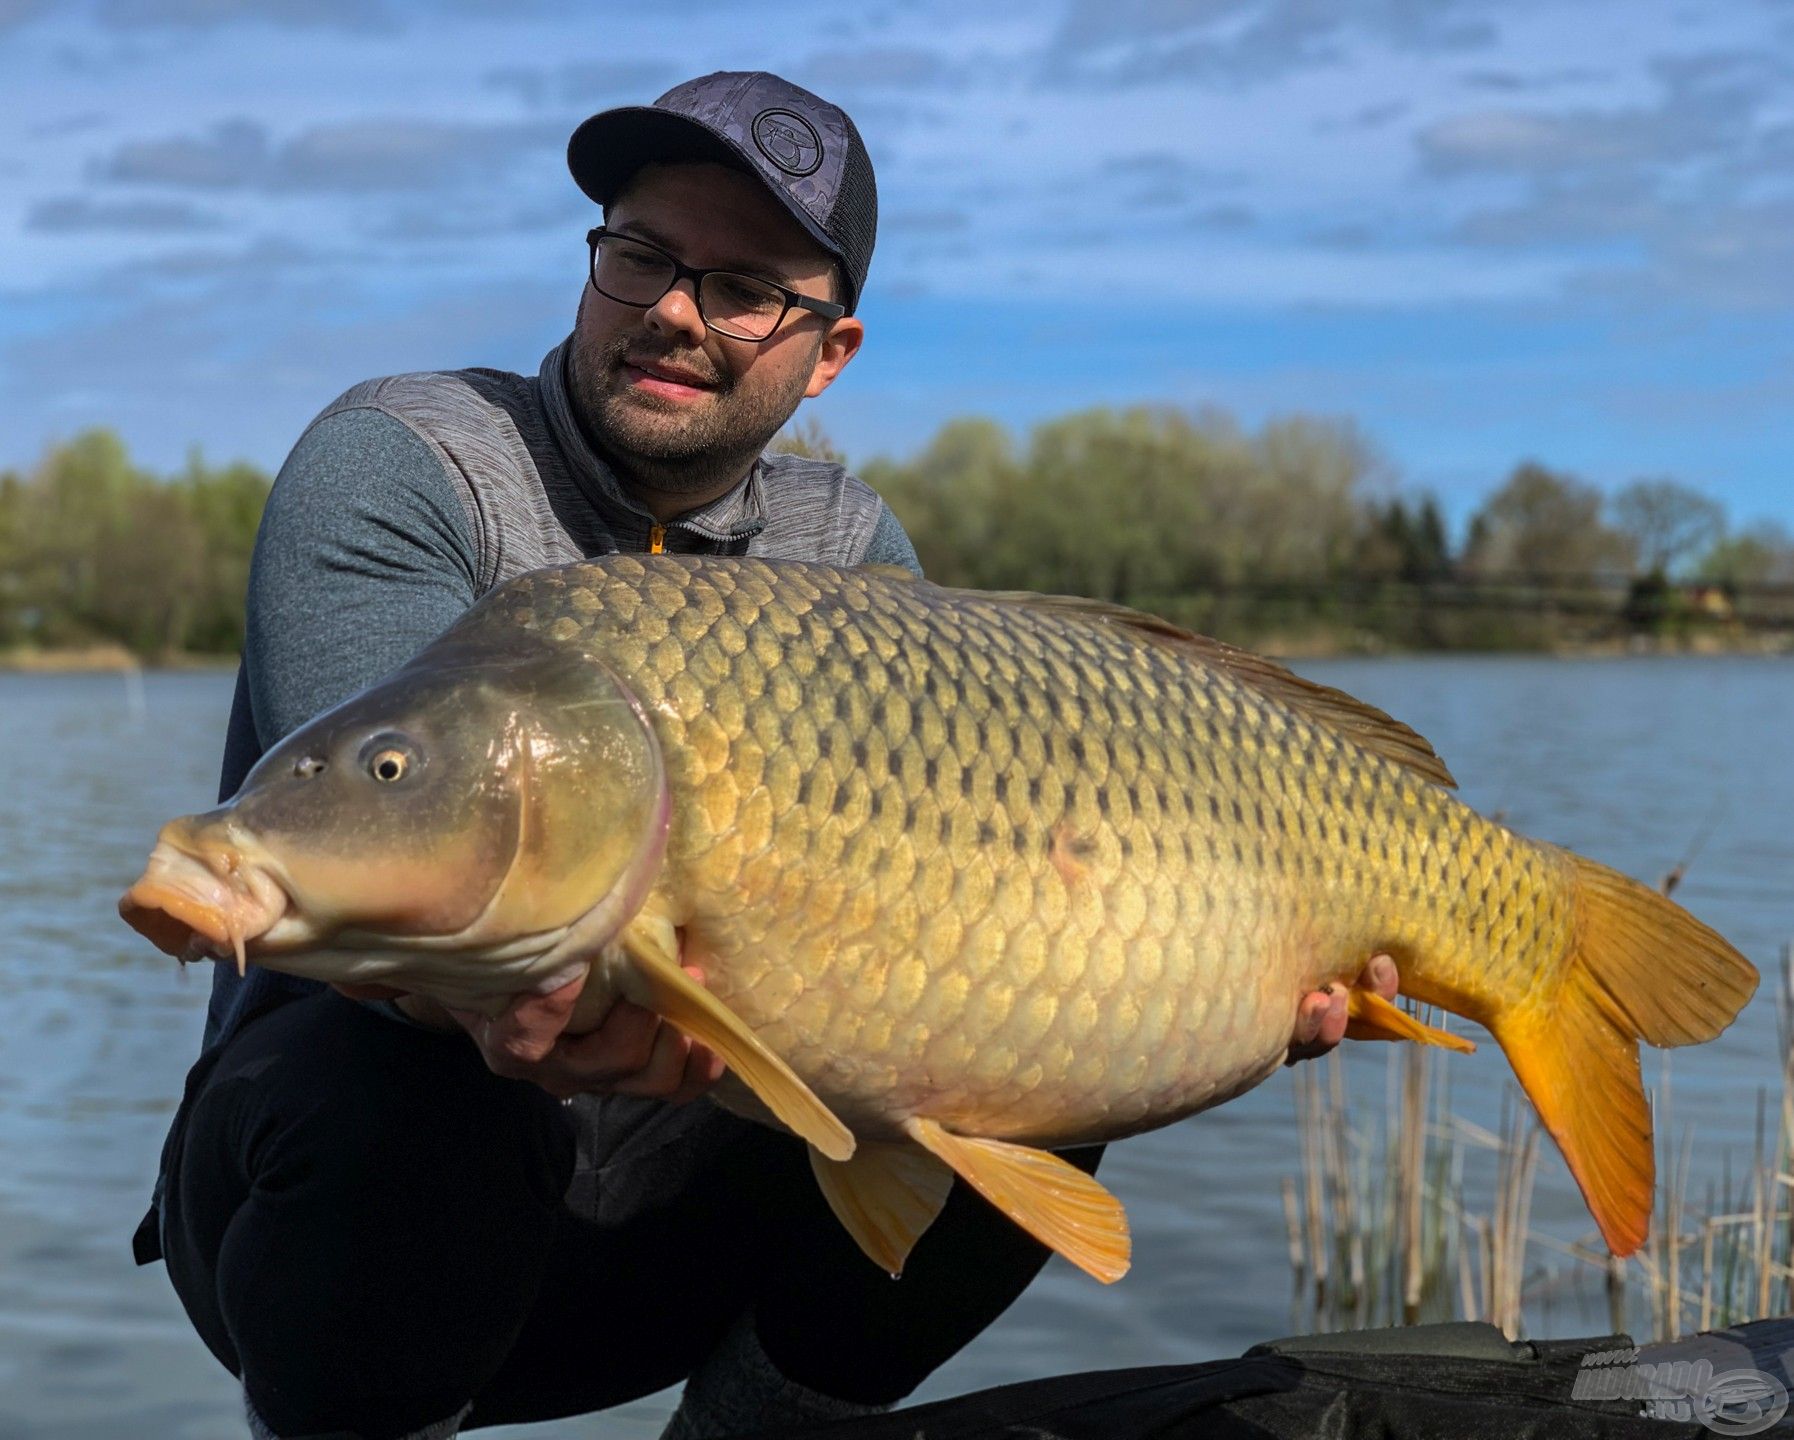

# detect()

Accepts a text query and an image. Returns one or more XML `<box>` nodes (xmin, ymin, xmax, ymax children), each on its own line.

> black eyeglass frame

<box><xmin>585</xmin><ymin>227</ymin><xmax>846</xmax><ymax>342</ymax></box>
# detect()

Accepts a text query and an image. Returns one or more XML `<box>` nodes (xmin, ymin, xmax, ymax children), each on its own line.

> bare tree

<box><xmin>770</xmin><ymin>415</ymin><xmax>847</xmax><ymax>465</ymax></box>
<box><xmin>1612</xmin><ymin>478</ymin><xmax>1724</xmax><ymax>578</ymax></box>
<box><xmin>1461</xmin><ymin>461</ymin><xmax>1634</xmax><ymax>583</ymax></box>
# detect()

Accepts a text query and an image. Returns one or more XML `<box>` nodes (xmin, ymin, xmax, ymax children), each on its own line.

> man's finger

<box><xmin>546</xmin><ymin>1000</ymin><xmax>663</xmax><ymax>1086</ymax></box>
<box><xmin>662</xmin><ymin>1042</ymin><xmax>725</xmax><ymax>1106</ymax></box>
<box><xmin>1314</xmin><ymin>985</ymin><xmax>1349</xmax><ymax>1047</ymax></box>
<box><xmin>1293</xmin><ymin>990</ymin><xmax>1330</xmax><ymax>1045</ymax></box>
<box><xmin>480</xmin><ymin>971</ymin><xmax>588</xmax><ymax>1070</ymax></box>
<box><xmin>501</xmin><ymin>970</ymin><xmax>587</xmax><ymax>1033</ymax></box>
<box><xmin>607</xmin><ymin>1023</ymin><xmax>695</xmax><ymax>1099</ymax></box>
<box><xmin>1364</xmin><ymin>953</ymin><xmax>1399</xmax><ymax>999</ymax></box>
<box><xmin>1286</xmin><ymin>986</ymin><xmax>1342</xmax><ymax>1065</ymax></box>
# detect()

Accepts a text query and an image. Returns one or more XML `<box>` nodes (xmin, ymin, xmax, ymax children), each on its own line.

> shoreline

<box><xmin>1235</xmin><ymin>629</ymin><xmax>1793</xmax><ymax>661</ymax></box>
<box><xmin>3</xmin><ymin>633</ymin><xmax>1788</xmax><ymax>673</ymax></box>
<box><xmin>0</xmin><ymin>645</ymin><xmax>237</xmax><ymax>673</ymax></box>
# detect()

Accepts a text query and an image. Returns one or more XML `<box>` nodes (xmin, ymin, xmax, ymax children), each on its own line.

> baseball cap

<box><xmin>567</xmin><ymin>70</ymin><xmax>877</xmax><ymax>314</ymax></box>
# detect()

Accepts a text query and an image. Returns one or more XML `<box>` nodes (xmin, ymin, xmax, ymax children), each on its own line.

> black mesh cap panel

<box><xmin>822</xmin><ymin>110</ymin><xmax>877</xmax><ymax>314</ymax></box>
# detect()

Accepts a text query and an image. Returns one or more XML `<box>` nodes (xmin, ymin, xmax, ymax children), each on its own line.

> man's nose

<box><xmin>644</xmin><ymin>279</ymin><xmax>706</xmax><ymax>344</ymax></box>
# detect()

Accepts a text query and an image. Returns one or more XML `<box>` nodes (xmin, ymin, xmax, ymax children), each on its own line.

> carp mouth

<box><xmin>119</xmin><ymin>822</ymin><xmax>293</xmax><ymax>975</ymax></box>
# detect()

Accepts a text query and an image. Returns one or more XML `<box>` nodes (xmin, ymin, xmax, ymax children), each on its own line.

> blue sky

<box><xmin>2</xmin><ymin>0</ymin><xmax>1791</xmax><ymax>535</ymax></box>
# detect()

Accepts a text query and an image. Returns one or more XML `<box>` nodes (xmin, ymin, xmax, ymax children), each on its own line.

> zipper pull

<box><xmin>648</xmin><ymin>524</ymin><xmax>666</xmax><ymax>555</ymax></box>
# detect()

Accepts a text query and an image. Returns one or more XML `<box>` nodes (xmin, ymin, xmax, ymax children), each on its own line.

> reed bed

<box><xmin>1284</xmin><ymin>941</ymin><xmax>1794</xmax><ymax>1343</ymax></box>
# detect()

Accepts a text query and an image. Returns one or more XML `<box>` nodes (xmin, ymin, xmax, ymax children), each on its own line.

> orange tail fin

<box><xmin>1491</xmin><ymin>854</ymin><xmax>1757</xmax><ymax>1257</ymax></box>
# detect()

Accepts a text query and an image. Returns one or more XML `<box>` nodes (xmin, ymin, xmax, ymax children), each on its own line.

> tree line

<box><xmin>837</xmin><ymin>409</ymin><xmax>1794</xmax><ymax>649</ymax></box>
<box><xmin>4</xmin><ymin>413</ymin><xmax>1791</xmax><ymax>659</ymax></box>
<box><xmin>0</xmin><ymin>429</ymin><xmax>268</xmax><ymax>657</ymax></box>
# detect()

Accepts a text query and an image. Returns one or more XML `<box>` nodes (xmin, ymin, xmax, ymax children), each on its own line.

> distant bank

<box><xmin>0</xmin><ymin>646</ymin><xmax>236</xmax><ymax>672</ymax></box>
<box><xmin>6</xmin><ymin>629</ymin><xmax>1789</xmax><ymax>674</ymax></box>
<box><xmin>1256</xmin><ymin>628</ymin><xmax>1794</xmax><ymax>660</ymax></box>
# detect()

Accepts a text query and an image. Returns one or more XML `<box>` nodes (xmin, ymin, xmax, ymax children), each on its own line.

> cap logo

<box><xmin>751</xmin><ymin>108</ymin><xmax>823</xmax><ymax>178</ymax></box>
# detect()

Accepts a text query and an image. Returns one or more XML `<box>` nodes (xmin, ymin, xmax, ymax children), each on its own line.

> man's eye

<box><xmin>721</xmin><ymin>278</ymin><xmax>779</xmax><ymax>309</ymax></box>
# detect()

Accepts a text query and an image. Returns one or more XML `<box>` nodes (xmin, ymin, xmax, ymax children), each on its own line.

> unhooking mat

<box><xmin>761</xmin><ymin>1317</ymin><xmax>1794</xmax><ymax>1439</ymax></box>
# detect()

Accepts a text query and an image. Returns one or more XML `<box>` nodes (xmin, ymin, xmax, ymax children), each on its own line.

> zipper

<box><xmin>648</xmin><ymin>524</ymin><xmax>666</xmax><ymax>555</ymax></box>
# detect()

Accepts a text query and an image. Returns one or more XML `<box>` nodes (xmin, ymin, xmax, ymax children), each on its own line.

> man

<box><xmin>137</xmin><ymin>71</ymin><xmax>1396</xmax><ymax>1440</ymax></box>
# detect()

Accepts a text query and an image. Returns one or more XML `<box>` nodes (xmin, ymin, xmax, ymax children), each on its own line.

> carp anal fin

<box><xmin>903</xmin><ymin>1117</ymin><xmax>1130</xmax><ymax>1283</ymax></box>
<box><xmin>810</xmin><ymin>1141</ymin><xmax>955</xmax><ymax>1277</ymax></box>
<box><xmin>620</xmin><ymin>916</ymin><xmax>855</xmax><ymax>1162</ymax></box>
<box><xmin>1346</xmin><ymin>988</ymin><xmax>1476</xmax><ymax>1053</ymax></box>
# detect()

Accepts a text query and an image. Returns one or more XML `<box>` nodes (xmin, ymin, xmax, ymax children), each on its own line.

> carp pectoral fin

<box><xmin>903</xmin><ymin>1118</ymin><xmax>1131</xmax><ymax>1284</ymax></box>
<box><xmin>1346</xmin><ymin>989</ymin><xmax>1476</xmax><ymax>1054</ymax></box>
<box><xmin>810</xmin><ymin>1142</ymin><xmax>955</xmax><ymax>1277</ymax></box>
<box><xmin>619</xmin><ymin>917</ymin><xmax>855</xmax><ymax>1162</ymax></box>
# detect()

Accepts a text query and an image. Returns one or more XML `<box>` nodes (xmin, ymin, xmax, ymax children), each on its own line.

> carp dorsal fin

<box><xmin>903</xmin><ymin>1117</ymin><xmax>1131</xmax><ymax>1283</ymax></box>
<box><xmin>809</xmin><ymin>1140</ymin><xmax>955</xmax><ymax>1277</ymax></box>
<box><xmin>969</xmin><ymin>589</ymin><xmax>1457</xmax><ymax>790</ymax></box>
<box><xmin>619</xmin><ymin>915</ymin><xmax>855</xmax><ymax>1162</ymax></box>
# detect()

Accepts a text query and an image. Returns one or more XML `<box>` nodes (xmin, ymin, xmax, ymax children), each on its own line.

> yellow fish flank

<box><xmin>121</xmin><ymin>556</ymin><xmax>1758</xmax><ymax>1283</ymax></box>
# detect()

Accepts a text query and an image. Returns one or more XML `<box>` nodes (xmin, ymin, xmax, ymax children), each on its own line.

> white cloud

<box><xmin>26</xmin><ymin>194</ymin><xmax>218</xmax><ymax>230</ymax></box>
<box><xmin>1</xmin><ymin>0</ymin><xmax>1791</xmax><ymax>505</ymax></box>
<box><xmin>96</xmin><ymin>0</ymin><xmax>398</xmax><ymax>31</ymax></box>
<box><xmin>1045</xmin><ymin>0</ymin><xmax>1501</xmax><ymax>86</ymax></box>
<box><xmin>93</xmin><ymin>116</ymin><xmax>563</xmax><ymax>193</ymax></box>
<box><xmin>1414</xmin><ymin>45</ymin><xmax>1794</xmax><ymax>308</ymax></box>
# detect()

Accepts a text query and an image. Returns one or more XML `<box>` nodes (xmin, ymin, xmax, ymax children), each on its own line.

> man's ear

<box><xmin>805</xmin><ymin>316</ymin><xmax>865</xmax><ymax>399</ymax></box>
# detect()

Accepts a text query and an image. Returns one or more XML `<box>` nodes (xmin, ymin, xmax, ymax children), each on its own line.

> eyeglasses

<box><xmin>585</xmin><ymin>227</ymin><xmax>845</xmax><ymax>343</ymax></box>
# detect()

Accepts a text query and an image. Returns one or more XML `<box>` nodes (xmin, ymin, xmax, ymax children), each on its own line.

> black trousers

<box><xmin>153</xmin><ymin>991</ymin><xmax>1100</xmax><ymax>1438</ymax></box>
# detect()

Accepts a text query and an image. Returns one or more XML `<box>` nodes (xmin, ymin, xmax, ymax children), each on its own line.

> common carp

<box><xmin>121</xmin><ymin>556</ymin><xmax>1757</xmax><ymax>1282</ymax></box>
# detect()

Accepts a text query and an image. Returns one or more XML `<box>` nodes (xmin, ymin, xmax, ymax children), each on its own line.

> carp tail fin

<box><xmin>1492</xmin><ymin>854</ymin><xmax>1756</xmax><ymax>1257</ymax></box>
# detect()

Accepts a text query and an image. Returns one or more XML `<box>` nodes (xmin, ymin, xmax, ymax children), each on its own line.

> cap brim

<box><xmin>567</xmin><ymin>107</ymin><xmax>748</xmax><ymax>207</ymax></box>
<box><xmin>567</xmin><ymin>106</ymin><xmax>854</xmax><ymax>310</ymax></box>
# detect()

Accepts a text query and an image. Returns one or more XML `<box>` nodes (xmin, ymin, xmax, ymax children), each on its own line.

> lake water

<box><xmin>1</xmin><ymin>657</ymin><xmax>1790</xmax><ymax>1438</ymax></box>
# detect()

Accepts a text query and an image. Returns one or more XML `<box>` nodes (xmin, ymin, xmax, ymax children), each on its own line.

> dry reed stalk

<box><xmin>1700</xmin><ymin>1213</ymin><xmax>1715</xmax><ymax>1331</ymax></box>
<box><xmin>1282</xmin><ymin>1174</ymin><xmax>1304</xmax><ymax>1278</ymax></box>
<box><xmin>1297</xmin><ymin>1062</ymin><xmax>1329</xmax><ymax>1306</ymax></box>
<box><xmin>1401</xmin><ymin>1036</ymin><xmax>1428</xmax><ymax>1322</ymax></box>
<box><xmin>1283</xmin><ymin>941</ymin><xmax>1794</xmax><ymax>1341</ymax></box>
<box><xmin>1607</xmin><ymin>1253</ymin><xmax>1628</xmax><ymax>1338</ymax></box>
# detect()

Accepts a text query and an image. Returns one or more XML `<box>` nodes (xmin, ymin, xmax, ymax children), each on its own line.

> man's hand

<box><xmin>445</xmin><ymin>967</ymin><xmax>726</xmax><ymax>1103</ymax></box>
<box><xmin>334</xmin><ymin>970</ymin><xmax>725</xmax><ymax>1103</ymax></box>
<box><xmin>1284</xmin><ymin>954</ymin><xmax>1399</xmax><ymax>1066</ymax></box>
<box><xmin>446</xmin><ymin>967</ymin><xmax>724</xmax><ymax>1103</ymax></box>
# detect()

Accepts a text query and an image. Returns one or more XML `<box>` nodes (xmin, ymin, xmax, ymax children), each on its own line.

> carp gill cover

<box><xmin>121</xmin><ymin>556</ymin><xmax>1758</xmax><ymax>1283</ymax></box>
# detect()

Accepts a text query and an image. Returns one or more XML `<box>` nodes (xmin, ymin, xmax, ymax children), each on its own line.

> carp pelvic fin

<box><xmin>903</xmin><ymin>1118</ymin><xmax>1131</xmax><ymax>1284</ymax></box>
<box><xmin>809</xmin><ymin>1141</ymin><xmax>955</xmax><ymax>1277</ymax></box>
<box><xmin>1345</xmin><ymin>988</ymin><xmax>1475</xmax><ymax>1053</ymax></box>
<box><xmin>1493</xmin><ymin>854</ymin><xmax>1757</xmax><ymax>1258</ymax></box>
<box><xmin>620</xmin><ymin>917</ymin><xmax>855</xmax><ymax>1162</ymax></box>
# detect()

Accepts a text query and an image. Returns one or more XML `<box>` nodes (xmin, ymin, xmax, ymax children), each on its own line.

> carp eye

<box><xmin>368</xmin><ymin>748</ymin><xmax>410</xmax><ymax>784</ymax></box>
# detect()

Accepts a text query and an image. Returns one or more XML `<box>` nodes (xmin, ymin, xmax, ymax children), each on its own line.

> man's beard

<box><xmin>570</xmin><ymin>328</ymin><xmax>812</xmax><ymax>499</ymax></box>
